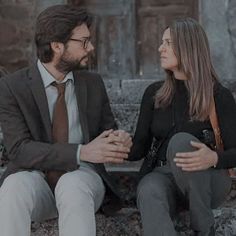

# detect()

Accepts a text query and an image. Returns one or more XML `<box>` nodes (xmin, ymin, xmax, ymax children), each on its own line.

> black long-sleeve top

<box><xmin>129</xmin><ymin>80</ymin><xmax>236</xmax><ymax>169</ymax></box>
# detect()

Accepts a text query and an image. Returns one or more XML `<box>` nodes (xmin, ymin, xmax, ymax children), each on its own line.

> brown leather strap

<box><xmin>209</xmin><ymin>99</ymin><xmax>223</xmax><ymax>151</ymax></box>
<box><xmin>209</xmin><ymin>98</ymin><xmax>235</xmax><ymax>176</ymax></box>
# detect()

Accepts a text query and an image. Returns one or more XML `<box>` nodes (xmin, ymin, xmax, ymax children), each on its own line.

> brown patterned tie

<box><xmin>52</xmin><ymin>82</ymin><xmax>68</xmax><ymax>142</ymax></box>
<box><xmin>46</xmin><ymin>82</ymin><xmax>68</xmax><ymax>191</ymax></box>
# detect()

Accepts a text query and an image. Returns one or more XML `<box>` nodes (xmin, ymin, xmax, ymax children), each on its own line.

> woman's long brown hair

<box><xmin>155</xmin><ymin>18</ymin><xmax>219</xmax><ymax>121</ymax></box>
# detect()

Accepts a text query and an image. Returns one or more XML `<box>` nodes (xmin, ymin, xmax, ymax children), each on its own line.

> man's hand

<box><xmin>111</xmin><ymin>130</ymin><xmax>133</xmax><ymax>149</ymax></box>
<box><xmin>80</xmin><ymin>129</ymin><xmax>130</xmax><ymax>164</ymax></box>
<box><xmin>174</xmin><ymin>141</ymin><xmax>218</xmax><ymax>171</ymax></box>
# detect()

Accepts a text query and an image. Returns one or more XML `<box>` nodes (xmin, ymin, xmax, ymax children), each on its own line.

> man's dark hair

<box><xmin>35</xmin><ymin>4</ymin><xmax>92</xmax><ymax>63</ymax></box>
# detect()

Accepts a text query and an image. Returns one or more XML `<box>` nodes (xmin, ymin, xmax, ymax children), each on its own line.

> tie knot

<box><xmin>52</xmin><ymin>82</ymin><xmax>66</xmax><ymax>95</ymax></box>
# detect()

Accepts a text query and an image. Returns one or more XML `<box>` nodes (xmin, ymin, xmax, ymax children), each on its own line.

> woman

<box><xmin>129</xmin><ymin>18</ymin><xmax>236</xmax><ymax>236</ymax></box>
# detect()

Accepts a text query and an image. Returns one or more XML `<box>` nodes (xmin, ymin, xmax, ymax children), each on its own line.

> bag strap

<box><xmin>209</xmin><ymin>99</ymin><xmax>223</xmax><ymax>151</ymax></box>
<box><xmin>209</xmin><ymin>98</ymin><xmax>235</xmax><ymax>176</ymax></box>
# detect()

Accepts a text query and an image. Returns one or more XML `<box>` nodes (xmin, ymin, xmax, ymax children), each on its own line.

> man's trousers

<box><xmin>0</xmin><ymin>165</ymin><xmax>105</xmax><ymax>236</ymax></box>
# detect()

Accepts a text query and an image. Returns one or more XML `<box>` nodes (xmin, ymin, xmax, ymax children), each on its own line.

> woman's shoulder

<box><xmin>143</xmin><ymin>81</ymin><xmax>164</xmax><ymax>97</ymax></box>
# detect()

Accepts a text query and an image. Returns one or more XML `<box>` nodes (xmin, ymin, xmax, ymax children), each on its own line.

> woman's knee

<box><xmin>167</xmin><ymin>132</ymin><xmax>199</xmax><ymax>161</ymax></box>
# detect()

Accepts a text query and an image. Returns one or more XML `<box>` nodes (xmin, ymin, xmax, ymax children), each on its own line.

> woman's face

<box><xmin>158</xmin><ymin>28</ymin><xmax>178</xmax><ymax>72</ymax></box>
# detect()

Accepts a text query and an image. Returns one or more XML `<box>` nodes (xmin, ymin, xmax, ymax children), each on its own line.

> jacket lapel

<box><xmin>28</xmin><ymin>65</ymin><xmax>52</xmax><ymax>141</ymax></box>
<box><xmin>73</xmin><ymin>71</ymin><xmax>89</xmax><ymax>143</ymax></box>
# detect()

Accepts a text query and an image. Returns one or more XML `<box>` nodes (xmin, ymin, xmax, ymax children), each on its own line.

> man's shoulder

<box><xmin>73</xmin><ymin>70</ymin><xmax>105</xmax><ymax>90</ymax></box>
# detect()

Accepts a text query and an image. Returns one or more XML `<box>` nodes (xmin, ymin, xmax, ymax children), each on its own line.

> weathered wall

<box><xmin>200</xmin><ymin>0</ymin><xmax>236</xmax><ymax>82</ymax></box>
<box><xmin>0</xmin><ymin>0</ymin><xmax>36</xmax><ymax>72</ymax></box>
<box><xmin>0</xmin><ymin>0</ymin><xmax>235</xmax><ymax>133</ymax></box>
<box><xmin>0</xmin><ymin>0</ymin><xmax>65</xmax><ymax>72</ymax></box>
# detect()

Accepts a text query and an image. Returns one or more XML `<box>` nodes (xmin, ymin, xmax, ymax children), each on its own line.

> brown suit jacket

<box><xmin>0</xmin><ymin>64</ymin><xmax>122</xmax><ymax>208</ymax></box>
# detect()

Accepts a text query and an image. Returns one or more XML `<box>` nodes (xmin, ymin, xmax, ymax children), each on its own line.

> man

<box><xmin>0</xmin><ymin>5</ymin><xmax>131</xmax><ymax>236</ymax></box>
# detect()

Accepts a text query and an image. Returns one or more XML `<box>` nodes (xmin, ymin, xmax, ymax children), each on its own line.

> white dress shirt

<box><xmin>37</xmin><ymin>60</ymin><xmax>83</xmax><ymax>165</ymax></box>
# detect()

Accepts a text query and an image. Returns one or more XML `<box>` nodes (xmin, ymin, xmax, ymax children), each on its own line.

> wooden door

<box><xmin>69</xmin><ymin>0</ymin><xmax>198</xmax><ymax>80</ymax></box>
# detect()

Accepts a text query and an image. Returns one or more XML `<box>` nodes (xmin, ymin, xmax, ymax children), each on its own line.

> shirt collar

<box><xmin>37</xmin><ymin>60</ymin><xmax>74</xmax><ymax>88</ymax></box>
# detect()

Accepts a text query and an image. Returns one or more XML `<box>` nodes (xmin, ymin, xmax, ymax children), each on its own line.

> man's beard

<box><xmin>56</xmin><ymin>54</ymin><xmax>88</xmax><ymax>74</ymax></box>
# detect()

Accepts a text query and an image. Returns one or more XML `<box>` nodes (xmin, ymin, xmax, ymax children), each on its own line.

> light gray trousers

<box><xmin>0</xmin><ymin>165</ymin><xmax>105</xmax><ymax>236</ymax></box>
<box><xmin>137</xmin><ymin>132</ymin><xmax>232</xmax><ymax>236</ymax></box>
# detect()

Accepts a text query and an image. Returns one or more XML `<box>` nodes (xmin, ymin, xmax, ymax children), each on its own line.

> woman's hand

<box><xmin>110</xmin><ymin>130</ymin><xmax>133</xmax><ymax>149</ymax></box>
<box><xmin>173</xmin><ymin>141</ymin><xmax>218</xmax><ymax>171</ymax></box>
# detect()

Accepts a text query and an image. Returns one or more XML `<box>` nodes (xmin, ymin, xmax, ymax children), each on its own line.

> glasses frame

<box><xmin>69</xmin><ymin>37</ymin><xmax>91</xmax><ymax>49</ymax></box>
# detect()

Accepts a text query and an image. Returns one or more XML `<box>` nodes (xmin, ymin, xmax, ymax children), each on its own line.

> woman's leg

<box><xmin>137</xmin><ymin>167</ymin><xmax>180</xmax><ymax>236</ymax></box>
<box><xmin>166</xmin><ymin>132</ymin><xmax>231</xmax><ymax>234</ymax></box>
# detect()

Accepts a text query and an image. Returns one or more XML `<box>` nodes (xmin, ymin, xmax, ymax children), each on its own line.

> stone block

<box><xmin>201</xmin><ymin>0</ymin><xmax>236</xmax><ymax>82</ymax></box>
<box><xmin>29</xmin><ymin>177</ymin><xmax>236</xmax><ymax>236</ymax></box>
<box><xmin>111</xmin><ymin>104</ymin><xmax>140</xmax><ymax>134</ymax></box>
<box><xmin>0</xmin><ymin>20</ymin><xmax>18</xmax><ymax>45</ymax></box>
<box><xmin>0</xmin><ymin>5</ymin><xmax>31</xmax><ymax>20</ymax></box>
<box><xmin>104</xmin><ymin>79</ymin><xmax>157</xmax><ymax>104</ymax></box>
<box><xmin>228</xmin><ymin>0</ymin><xmax>236</xmax><ymax>56</ymax></box>
<box><xmin>103</xmin><ymin>79</ymin><xmax>122</xmax><ymax>104</ymax></box>
<box><xmin>0</xmin><ymin>49</ymin><xmax>24</xmax><ymax>64</ymax></box>
<box><xmin>121</xmin><ymin>79</ymin><xmax>156</xmax><ymax>104</ymax></box>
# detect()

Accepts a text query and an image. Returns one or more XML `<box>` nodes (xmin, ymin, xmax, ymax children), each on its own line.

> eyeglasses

<box><xmin>69</xmin><ymin>37</ymin><xmax>91</xmax><ymax>49</ymax></box>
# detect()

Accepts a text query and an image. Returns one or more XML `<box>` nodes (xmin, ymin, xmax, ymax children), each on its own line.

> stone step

<box><xmin>1</xmin><ymin>169</ymin><xmax>236</xmax><ymax>235</ymax></box>
<box><xmin>31</xmin><ymin>173</ymin><xmax>236</xmax><ymax>236</ymax></box>
<box><xmin>30</xmin><ymin>206</ymin><xmax>236</xmax><ymax>236</ymax></box>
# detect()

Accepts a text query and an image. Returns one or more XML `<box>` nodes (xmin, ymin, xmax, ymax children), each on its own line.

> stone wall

<box><xmin>112</xmin><ymin>0</ymin><xmax>236</xmax><ymax>133</ymax></box>
<box><xmin>200</xmin><ymin>0</ymin><xmax>236</xmax><ymax>82</ymax></box>
<box><xmin>0</xmin><ymin>0</ymin><xmax>66</xmax><ymax>73</ymax></box>
<box><xmin>0</xmin><ymin>0</ymin><xmax>235</xmax><ymax>133</ymax></box>
<box><xmin>0</xmin><ymin>0</ymin><xmax>36</xmax><ymax>72</ymax></box>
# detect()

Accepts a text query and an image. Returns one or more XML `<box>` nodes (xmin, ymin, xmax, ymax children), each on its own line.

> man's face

<box><xmin>56</xmin><ymin>23</ymin><xmax>94</xmax><ymax>73</ymax></box>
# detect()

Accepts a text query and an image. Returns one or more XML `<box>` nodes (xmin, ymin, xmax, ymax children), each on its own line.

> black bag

<box><xmin>139</xmin><ymin>124</ymin><xmax>176</xmax><ymax>178</ymax></box>
<box><xmin>198</xmin><ymin>129</ymin><xmax>216</xmax><ymax>150</ymax></box>
<box><xmin>139</xmin><ymin>137</ymin><xmax>167</xmax><ymax>178</ymax></box>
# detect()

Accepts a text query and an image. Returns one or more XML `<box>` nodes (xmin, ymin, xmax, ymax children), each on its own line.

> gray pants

<box><xmin>0</xmin><ymin>166</ymin><xmax>105</xmax><ymax>236</ymax></box>
<box><xmin>137</xmin><ymin>132</ymin><xmax>232</xmax><ymax>236</ymax></box>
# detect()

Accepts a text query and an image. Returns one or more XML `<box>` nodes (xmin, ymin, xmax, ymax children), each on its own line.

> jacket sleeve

<box><xmin>215</xmin><ymin>86</ymin><xmax>236</xmax><ymax>169</ymax></box>
<box><xmin>128</xmin><ymin>83</ymin><xmax>159</xmax><ymax>161</ymax></box>
<box><xmin>97</xmin><ymin>76</ymin><xmax>117</xmax><ymax>133</ymax></box>
<box><xmin>0</xmin><ymin>78</ymin><xmax>78</xmax><ymax>172</ymax></box>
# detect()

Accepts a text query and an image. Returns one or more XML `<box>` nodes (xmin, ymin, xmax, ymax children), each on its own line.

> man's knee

<box><xmin>55</xmin><ymin>169</ymin><xmax>105</xmax><ymax>208</ymax></box>
<box><xmin>0</xmin><ymin>171</ymin><xmax>42</xmax><ymax>207</ymax></box>
<box><xmin>2</xmin><ymin>171</ymin><xmax>38</xmax><ymax>193</ymax></box>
